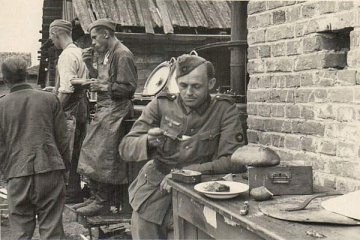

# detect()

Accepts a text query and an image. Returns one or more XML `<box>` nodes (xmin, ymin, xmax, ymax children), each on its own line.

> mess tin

<box><xmin>172</xmin><ymin>169</ymin><xmax>202</xmax><ymax>184</ymax></box>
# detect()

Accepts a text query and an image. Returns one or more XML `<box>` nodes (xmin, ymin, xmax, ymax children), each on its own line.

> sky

<box><xmin>0</xmin><ymin>0</ymin><xmax>43</xmax><ymax>66</ymax></box>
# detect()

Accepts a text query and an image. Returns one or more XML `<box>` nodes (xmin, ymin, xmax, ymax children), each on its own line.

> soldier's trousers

<box><xmin>7</xmin><ymin>170</ymin><xmax>66</xmax><ymax>240</ymax></box>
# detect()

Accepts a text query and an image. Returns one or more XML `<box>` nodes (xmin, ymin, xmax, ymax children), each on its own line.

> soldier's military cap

<box><xmin>50</xmin><ymin>19</ymin><xmax>72</xmax><ymax>32</ymax></box>
<box><xmin>176</xmin><ymin>54</ymin><xmax>207</xmax><ymax>78</ymax></box>
<box><xmin>88</xmin><ymin>19</ymin><xmax>116</xmax><ymax>32</ymax></box>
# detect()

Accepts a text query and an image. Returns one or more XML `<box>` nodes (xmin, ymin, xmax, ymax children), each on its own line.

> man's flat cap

<box><xmin>176</xmin><ymin>54</ymin><xmax>207</xmax><ymax>78</ymax></box>
<box><xmin>88</xmin><ymin>19</ymin><xmax>116</xmax><ymax>32</ymax></box>
<box><xmin>50</xmin><ymin>19</ymin><xmax>72</xmax><ymax>32</ymax></box>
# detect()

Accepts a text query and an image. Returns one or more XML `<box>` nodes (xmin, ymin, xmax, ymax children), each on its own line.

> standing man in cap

<box><xmin>0</xmin><ymin>56</ymin><xmax>70</xmax><ymax>239</ymax></box>
<box><xmin>49</xmin><ymin>19</ymin><xmax>89</xmax><ymax>204</ymax></box>
<box><xmin>119</xmin><ymin>54</ymin><xmax>246</xmax><ymax>239</ymax></box>
<box><xmin>76</xmin><ymin>18</ymin><xmax>137</xmax><ymax>216</ymax></box>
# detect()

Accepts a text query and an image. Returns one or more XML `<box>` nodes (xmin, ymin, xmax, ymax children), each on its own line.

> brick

<box><xmin>301</xmin><ymin>105</ymin><xmax>315</xmax><ymax>120</ymax></box>
<box><xmin>314</xmin><ymin>172</ymin><xmax>336</xmax><ymax>190</ymax></box>
<box><xmin>350</xmin><ymin>29</ymin><xmax>360</xmax><ymax>49</ymax></box>
<box><xmin>282</xmin><ymin>120</ymin><xmax>292</xmax><ymax>133</ymax></box>
<box><xmin>318</xmin><ymin>1</ymin><xmax>336</xmax><ymax>14</ymax></box>
<box><xmin>347</xmin><ymin>48</ymin><xmax>360</xmax><ymax>68</ymax></box>
<box><xmin>286</xmin><ymin>75</ymin><xmax>300</xmax><ymax>87</ymax></box>
<box><xmin>247</xmin><ymin>130</ymin><xmax>259</xmax><ymax>143</ymax></box>
<box><xmin>354</xmin><ymin>87</ymin><xmax>360</xmax><ymax>102</ymax></box>
<box><xmin>266</xmin><ymin>58</ymin><xmax>293</xmax><ymax>72</ymax></box>
<box><xmin>315</xmin><ymin>69</ymin><xmax>337</xmax><ymax>87</ymax></box>
<box><xmin>319</xmin><ymin>140</ymin><xmax>336</xmax><ymax>156</ymax></box>
<box><xmin>247</xmin><ymin>116</ymin><xmax>264</xmax><ymax>131</ymax></box>
<box><xmin>295</xmin><ymin>52</ymin><xmax>346</xmax><ymax>71</ymax></box>
<box><xmin>258</xmin><ymin>75</ymin><xmax>271</xmax><ymax>88</ymax></box>
<box><xmin>247</xmin><ymin>89</ymin><xmax>270</xmax><ymax>102</ymax></box>
<box><xmin>268</xmin><ymin>1</ymin><xmax>286</xmax><ymax>10</ymax></box>
<box><xmin>273</xmin><ymin>10</ymin><xmax>286</xmax><ymax>24</ymax></box>
<box><xmin>302</xmin><ymin>34</ymin><xmax>337</xmax><ymax>53</ymax></box>
<box><xmin>285</xmin><ymin>135</ymin><xmax>301</xmax><ymax>150</ymax></box>
<box><xmin>248</xmin><ymin>13</ymin><xmax>272</xmax><ymax>29</ymax></box>
<box><xmin>247</xmin><ymin>46</ymin><xmax>258</xmax><ymax>60</ymax></box>
<box><xmin>271</xmin><ymin>105</ymin><xmax>285</xmax><ymax>117</ymax></box>
<box><xmin>287</xmin><ymin>39</ymin><xmax>302</xmax><ymax>56</ymax></box>
<box><xmin>248</xmin><ymin>1</ymin><xmax>267</xmax><ymax>15</ymax></box>
<box><xmin>322</xmin><ymin>51</ymin><xmax>347</xmax><ymax>69</ymax></box>
<box><xmin>286</xmin><ymin>105</ymin><xmax>301</xmax><ymax>118</ymax></box>
<box><xmin>338</xmin><ymin>1</ymin><xmax>354</xmax><ymax>11</ymax></box>
<box><xmin>258</xmin><ymin>104</ymin><xmax>271</xmax><ymax>117</ymax></box>
<box><xmin>271</xmin><ymin>134</ymin><xmax>285</xmax><ymax>148</ymax></box>
<box><xmin>247</xmin><ymin>103</ymin><xmax>257</xmax><ymax>115</ymax></box>
<box><xmin>294</xmin><ymin>53</ymin><xmax>321</xmax><ymax>71</ymax></box>
<box><xmin>300</xmin><ymin>72</ymin><xmax>314</xmax><ymax>87</ymax></box>
<box><xmin>337</xmin><ymin>107</ymin><xmax>355</xmax><ymax>122</ymax></box>
<box><xmin>328</xmin><ymin>88</ymin><xmax>354</xmax><ymax>102</ymax></box>
<box><xmin>258</xmin><ymin>132</ymin><xmax>271</xmax><ymax>145</ymax></box>
<box><xmin>270</xmin><ymin>75</ymin><xmax>287</xmax><ymax>88</ymax></box>
<box><xmin>286</xmin><ymin>5</ymin><xmax>301</xmax><ymax>22</ymax></box>
<box><xmin>337</xmin><ymin>142</ymin><xmax>357</xmax><ymax>157</ymax></box>
<box><xmin>270</xmin><ymin>89</ymin><xmax>295</xmax><ymax>103</ymax></box>
<box><xmin>248</xmin><ymin>29</ymin><xmax>266</xmax><ymax>45</ymax></box>
<box><xmin>313</xmin><ymin>89</ymin><xmax>328</xmax><ymax>103</ymax></box>
<box><xmin>294</xmin><ymin>89</ymin><xmax>313</xmax><ymax>103</ymax></box>
<box><xmin>301</xmin><ymin>136</ymin><xmax>316</xmax><ymax>152</ymax></box>
<box><xmin>259</xmin><ymin>45</ymin><xmax>271</xmax><ymax>58</ymax></box>
<box><xmin>248</xmin><ymin>76</ymin><xmax>259</xmax><ymax>89</ymax></box>
<box><xmin>329</xmin><ymin>11</ymin><xmax>355</xmax><ymax>31</ymax></box>
<box><xmin>295</xmin><ymin>22</ymin><xmax>306</xmax><ymax>37</ymax></box>
<box><xmin>266</xmin><ymin>25</ymin><xmax>294</xmax><ymax>42</ymax></box>
<box><xmin>335</xmin><ymin>177</ymin><xmax>360</xmax><ymax>192</ymax></box>
<box><xmin>337</xmin><ymin>124</ymin><xmax>360</xmax><ymax>143</ymax></box>
<box><xmin>247</xmin><ymin>59</ymin><xmax>265</xmax><ymax>74</ymax></box>
<box><xmin>292</xmin><ymin>120</ymin><xmax>325</xmax><ymax>136</ymax></box>
<box><xmin>357</xmin><ymin>72</ymin><xmax>360</xmax><ymax>85</ymax></box>
<box><xmin>301</xmin><ymin>3</ymin><xmax>318</xmax><ymax>18</ymax></box>
<box><xmin>318</xmin><ymin>105</ymin><xmax>335</xmax><ymax>120</ymax></box>
<box><xmin>271</xmin><ymin>43</ymin><xmax>286</xmax><ymax>57</ymax></box>
<box><xmin>277</xmin><ymin>149</ymin><xmax>294</xmax><ymax>162</ymax></box>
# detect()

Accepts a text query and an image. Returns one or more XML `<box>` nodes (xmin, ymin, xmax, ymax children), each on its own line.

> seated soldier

<box><xmin>119</xmin><ymin>54</ymin><xmax>246</xmax><ymax>239</ymax></box>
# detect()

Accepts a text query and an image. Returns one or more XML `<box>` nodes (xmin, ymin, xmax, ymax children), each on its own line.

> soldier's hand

<box><xmin>147</xmin><ymin>127</ymin><xmax>165</xmax><ymax>148</ymax></box>
<box><xmin>89</xmin><ymin>79</ymin><xmax>107</xmax><ymax>92</ymax></box>
<box><xmin>82</xmin><ymin>47</ymin><xmax>94</xmax><ymax>66</ymax></box>
<box><xmin>160</xmin><ymin>173</ymin><xmax>172</xmax><ymax>193</ymax></box>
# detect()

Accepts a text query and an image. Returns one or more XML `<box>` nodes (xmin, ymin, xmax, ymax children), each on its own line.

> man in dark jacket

<box><xmin>0</xmin><ymin>56</ymin><xmax>70</xmax><ymax>239</ymax></box>
<box><xmin>76</xmin><ymin>19</ymin><xmax>137</xmax><ymax>216</ymax></box>
<box><xmin>119</xmin><ymin>54</ymin><xmax>246</xmax><ymax>239</ymax></box>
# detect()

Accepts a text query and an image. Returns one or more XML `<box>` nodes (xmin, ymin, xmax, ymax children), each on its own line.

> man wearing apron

<box><xmin>49</xmin><ymin>19</ymin><xmax>89</xmax><ymax>204</ymax></box>
<box><xmin>76</xmin><ymin>19</ymin><xmax>137</xmax><ymax>216</ymax></box>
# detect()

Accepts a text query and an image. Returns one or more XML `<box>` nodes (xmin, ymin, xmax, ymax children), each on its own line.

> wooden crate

<box><xmin>248</xmin><ymin>166</ymin><xmax>313</xmax><ymax>195</ymax></box>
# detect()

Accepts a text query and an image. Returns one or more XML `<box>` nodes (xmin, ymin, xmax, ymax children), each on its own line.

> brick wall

<box><xmin>247</xmin><ymin>0</ymin><xmax>360</xmax><ymax>192</ymax></box>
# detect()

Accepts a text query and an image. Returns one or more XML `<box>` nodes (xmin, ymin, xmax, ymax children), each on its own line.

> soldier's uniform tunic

<box><xmin>119</xmin><ymin>92</ymin><xmax>246</xmax><ymax>238</ymax></box>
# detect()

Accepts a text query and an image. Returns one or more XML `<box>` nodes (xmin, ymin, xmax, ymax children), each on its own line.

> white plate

<box><xmin>194</xmin><ymin>181</ymin><xmax>249</xmax><ymax>199</ymax></box>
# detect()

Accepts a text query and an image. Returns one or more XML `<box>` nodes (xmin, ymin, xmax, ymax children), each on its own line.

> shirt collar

<box><xmin>179</xmin><ymin>94</ymin><xmax>211</xmax><ymax>115</ymax></box>
<box><xmin>10</xmin><ymin>83</ymin><xmax>33</xmax><ymax>93</ymax></box>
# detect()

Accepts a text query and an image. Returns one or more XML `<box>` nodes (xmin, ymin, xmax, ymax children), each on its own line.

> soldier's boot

<box><xmin>76</xmin><ymin>189</ymin><xmax>111</xmax><ymax>216</ymax></box>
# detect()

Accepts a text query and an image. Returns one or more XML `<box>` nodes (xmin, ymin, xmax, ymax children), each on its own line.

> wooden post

<box><xmin>230</xmin><ymin>1</ymin><xmax>248</xmax><ymax>98</ymax></box>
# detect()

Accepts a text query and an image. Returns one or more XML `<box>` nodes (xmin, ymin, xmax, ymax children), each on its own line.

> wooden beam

<box><xmin>178</xmin><ymin>0</ymin><xmax>197</xmax><ymax>28</ymax></box>
<box><xmin>139</xmin><ymin>0</ymin><xmax>155</xmax><ymax>34</ymax></box>
<box><xmin>156</xmin><ymin>0</ymin><xmax>174</xmax><ymax>34</ymax></box>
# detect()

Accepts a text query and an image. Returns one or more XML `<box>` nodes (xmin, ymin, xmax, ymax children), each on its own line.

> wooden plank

<box><xmin>85</xmin><ymin>0</ymin><xmax>96</xmax><ymax>22</ymax></box>
<box><xmin>0</xmin><ymin>188</ymin><xmax>7</xmax><ymax>195</ymax></box>
<box><xmin>164</xmin><ymin>0</ymin><xmax>179</xmax><ymax>26</ymax></box>
<box><xmin>93</xmin><ymin>0</ymin><xmax>107</xmax><ymax>19</ymax></box>
<box><xmin>186</xmin><ymin>1</ymin><xmax>208</xmax><ymax>28</ymax></box>
<box><xmin>105</xmin><ymin>0</ymin><xmax>120</xmax><ymax>23</ymax></box>
<box><xmin>139</xmin><ymin>0</ymin><xmax>155</xmax><ymax>34</ymax></box>
<box><xmin>89</xmin><ymin>0</ymin><xmax>100</xmax><ymax>19</ymax></box>
<box><xmin>148</xmin><ymin>0</ymin><xmax>163</xmax><ymax>28</ymax></box>
<box><xmin>125</xmin><ymin>0</ymin><xmax>139</xmax><ymax>26</ymax></box>
<box><xmin>170</xmin><ymin>0</ymin><xmax>188</xmax><ymax>27</ymax></box>
<box><xmin>72</xmin><ymin>0</ymin><xmax>93</xmax><ymax>32</ymax></box>
<box><xmin>156</xmin><ymin>0</ymin><xmax>174</xmax><ymax>34</ymax></box>
<box><xmin>212</xmin><ymin>0</ymin><xmax>230</xmax><ymax>28</ymax></box>
<box><xmin>177</xmin><ymin>0</ymin><xmax>197</xmax><ymax>28</ymax></box>
<box><xmin>117</xmin><ymin>0</ymin><xmax>133</xmax><ymax>26</ymax></box>
<box><xmin>99</xmin><ymin>0</ymin><xmax>111</xmax><ymax>19</ymax></box>
<box><xmin>197</xmin><ymin>1</ymin><xmax>222</xmax><ymax>28</ymax></box>
<box><xmin>133</xmin><ymin>0</ymin><xmax>145</xmax><ymax>27</ymax></box>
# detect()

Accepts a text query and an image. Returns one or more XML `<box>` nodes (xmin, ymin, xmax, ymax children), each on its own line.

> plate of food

<box><xmin>194</xmin><ymin>181</ymin><xmax>249</xmax><ymax>199</ymax></box>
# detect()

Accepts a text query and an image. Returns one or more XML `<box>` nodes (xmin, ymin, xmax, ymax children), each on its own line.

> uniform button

<box><xmin>185</xmin><ymin>146</ymin><xmax>190</xmax><ymax>150</ymax></box>
<box><xmin>216</xmin><ymin>95</ymin><xmax>220</xmax><ymax>99</ymax></box>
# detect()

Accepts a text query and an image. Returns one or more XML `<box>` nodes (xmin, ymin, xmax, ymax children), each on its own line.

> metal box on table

<box><xmin>248</xmin><ymin>166</ymin><xmax>313</xmax><ymax>195</ymax></box>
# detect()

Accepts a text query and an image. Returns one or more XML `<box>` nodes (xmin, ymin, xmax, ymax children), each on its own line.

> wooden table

<box><xmin>168</xmin><ymin>176</ymin><xmax>360</xmax><ymax>240</ymax></box>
